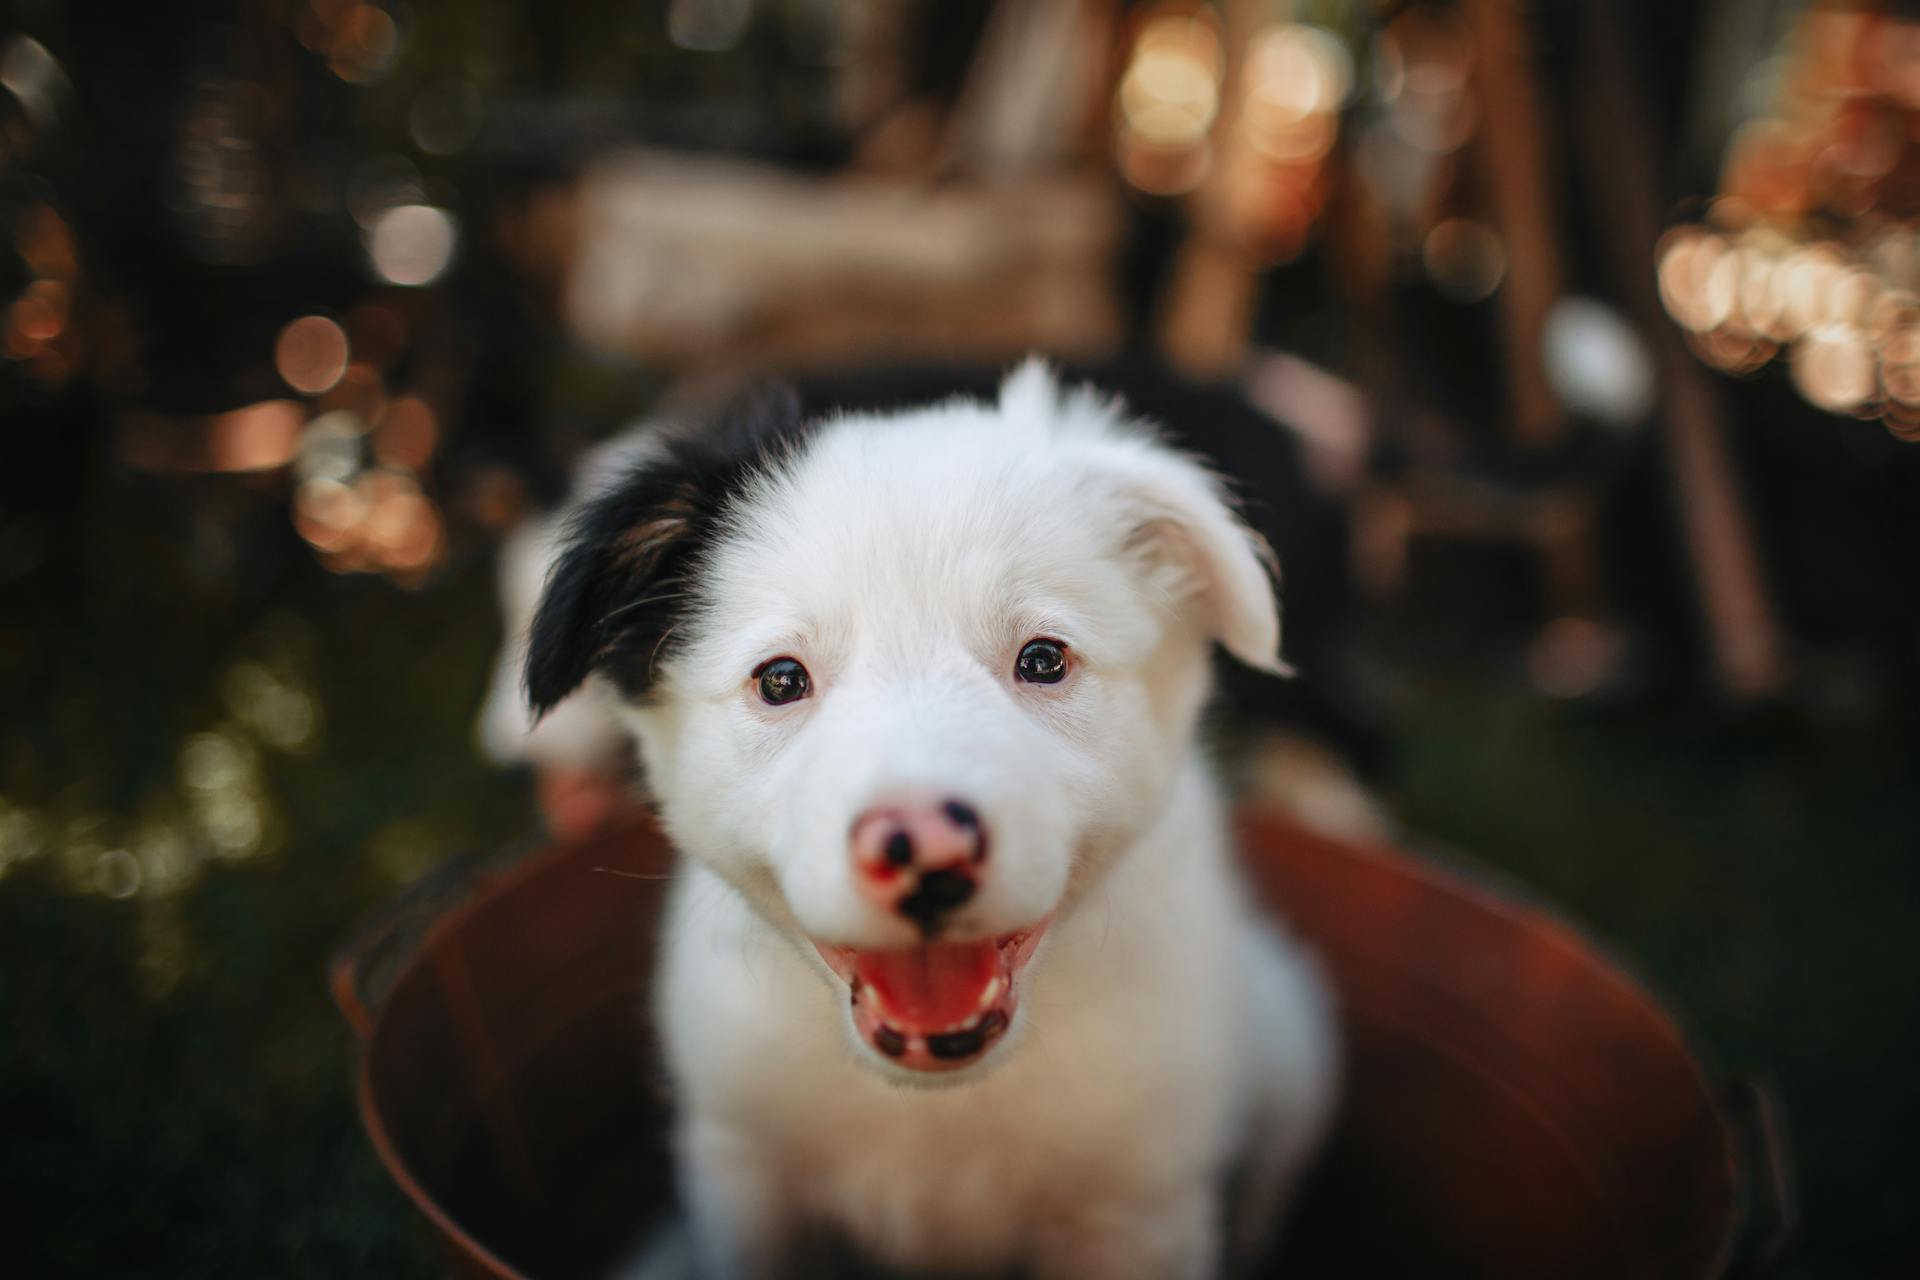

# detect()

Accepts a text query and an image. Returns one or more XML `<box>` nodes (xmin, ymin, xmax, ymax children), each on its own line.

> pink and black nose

<box><xmin>850</xmin><ymin>796</ymin><xmax>989</xmax><ymax>933</ymax></box>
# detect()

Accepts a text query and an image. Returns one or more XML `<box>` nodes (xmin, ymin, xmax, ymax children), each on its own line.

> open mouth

<box><xmin>812</xmin><ymin>922</ymin><xmax>1050</xmax><ymax>1073</ymax></box>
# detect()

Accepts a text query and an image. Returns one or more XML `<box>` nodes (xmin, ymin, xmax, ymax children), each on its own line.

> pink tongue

<box><xmin>854</xmin><ymin>941</ymin><xmax>1000</xmax><ymax>1032</ymax></box>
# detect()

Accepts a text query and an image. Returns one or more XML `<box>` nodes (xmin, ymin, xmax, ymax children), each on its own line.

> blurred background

<box><xmin>0</xmin><ymin>0</ymin><xmax>1916</xmax><ymax>1274</ymax></box>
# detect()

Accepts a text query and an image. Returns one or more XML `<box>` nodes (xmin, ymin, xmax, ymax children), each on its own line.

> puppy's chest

<box><xmin>779</xmin><ymin>1079</ymin><xmax>1141</xmax><ymax>1268</ymax></box>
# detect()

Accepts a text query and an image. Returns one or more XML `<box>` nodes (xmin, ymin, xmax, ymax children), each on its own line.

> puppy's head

<box><xmin>526</xmin><ymin>362</ymin><xmax>1284</xmax><ymax>1078</ymax></box>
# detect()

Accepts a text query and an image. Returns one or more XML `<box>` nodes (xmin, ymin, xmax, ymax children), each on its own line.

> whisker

<box><xmin>647</xmin><ymin>620</ymin><xmax>684</xmax><ymax>676</ymax></box>
<box><xmin>601</xmin><ymin>588</ymin><xmax>689</xmax><ymax>624</ymax></box>
<box><xmin>591</xmin><ymin>865</ymin><xmax>675</xmax><ymax>881</ymax></box>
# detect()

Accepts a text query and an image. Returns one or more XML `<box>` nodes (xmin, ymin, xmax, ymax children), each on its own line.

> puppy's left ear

<box><xmin>1099</xmin><ymin>442</ymin><xmax>1291</xmax><ymax>676</ymax></box>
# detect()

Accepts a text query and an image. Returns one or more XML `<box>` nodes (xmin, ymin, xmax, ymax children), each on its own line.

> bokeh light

<box><xmin>207</xmin><ymin>401</ymin><xmax>305</xmax><ymax>473</ymax></box>
<box><xmin>224</xmin><ymin>663</ymin><xmax>322</xmax><ymax>755</ymax></box>
<box><xmin>293</xmin><ymin>476</ymin><xmax>367</xmax><ymax>556</ymax></box>
<box><xmin>1114</xmin><ymin>9</ymin><xmax>1224</xmax><ymax>197</ymax></box>
<box><xmin>325</xmin><ymin>3</ymin><xmax>400</xmax><ymax>84</ymax></box>
<box><xmin>409</xmin><ymin>80</ymin><xmax>484</xmax><ymax>156</ymax></box>
<box><xmin>1423</xmin><ymin>219</ymin><xmax>1506</xmax><ymax>302</ymax></box>
<box><xmin>358</xmin><ymin>468</ymin><xmax>443</xmax><ymax>574</ymax></box>
<box><xmin>293</xmin><ymin>411</ymin><xmax>366</xmax><ymax>486</ymax></box>
<box><xmin>1527</xmin><ymin>617</ymin><xmax>1623</xmax><ymax>699</ymax></box>
<box><xmin>91</xmin><ymin>848</ymin><xmax>141</xmax><ymax>900</ymax></box>
<box><xmin>274</xmin><ymin>315</ymin><xmax>350</xmax><ymax>395</ymax></box>
<box><xmin>1543</xmin><ymin>298</ymin><xmax>1655</xmax><ymax>427</ymax></box>
<box><xmin>1244</xmin><ymin>25</ymin><xmax>1343</xmax><ymax>146</ymax></box>
<box><xmin>366</xmin><ymin>204</ymin><xmax>458</xmax><ymax>286</ymax></box>
<box><xmin>179</xmin><ymin>730</ymin><xmax>269</xmax><ymax>862</ymax></box>
<box><xmin>373</xmin><ymin>395</ymin><xmax>438</xmax><ymax>471</ymax></box>
<box><xmin>1791</xmin><ymin>323</ymin><xmax>1877</xmax><ymax>414</ymax></box>
<box><xmin>135</xmin><ymin>825</ymin><xmax>202</xmax><ymax>900</ymax></box>
<box><xmin>1661</xmin><ymin>8</ymin><xmax>1920</xmax><ymax>437</ymax></box>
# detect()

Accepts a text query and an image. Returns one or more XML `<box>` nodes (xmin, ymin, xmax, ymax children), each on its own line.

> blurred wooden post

<box><xmin>1466</xmin><ymin>0</ymin><xmax>1567</xmax><ymax>446</ymax></box>
<box><xmin>941</xmin><ymin>0</ymin><xmax>1111</xmax><ymax>173</ymax></box>
<box><xmin>1160</xmin><ymin>238</ymin><xmax>1262</xmax><ymax>377</ymax></box>
<box><xmin>1577</xmin><ymin>0</ymin><xmax>1789</xmax><ymax>699</ymax></box>
<box><xmin>1157</xmin><ymin>0</ymin><xmax>1261</xmax><ymax>377</ymax></box>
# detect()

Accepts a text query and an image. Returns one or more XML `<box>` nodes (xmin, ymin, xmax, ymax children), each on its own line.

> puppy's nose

<box><xmin>850</xmin><ymin>795</ymin><xmax>988</xmax><ymax>933</ymax></box>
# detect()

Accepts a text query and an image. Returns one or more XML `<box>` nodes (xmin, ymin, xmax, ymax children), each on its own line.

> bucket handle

<box><xmin>1721</xmin><ymin>1073</ymin><xmax>1796</xmax><ymax>1277</ymax></box>
<box><xmin>329</xmin><ymin>850</ymin><xmax>488</xmax><ymax>1040</ymax></box>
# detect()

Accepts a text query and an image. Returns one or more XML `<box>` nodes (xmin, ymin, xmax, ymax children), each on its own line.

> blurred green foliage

<box><xmin>0</xmin><ymin>467</ymin><xmax>533</xmax><ymax>1275</ymax></box>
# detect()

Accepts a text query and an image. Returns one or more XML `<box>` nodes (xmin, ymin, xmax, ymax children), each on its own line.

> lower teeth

<box><xmin>925</xmin><ymin>1026</ymin><xmax>984</xmax><ymax>1059</ymax></box>
<box><xmin>922</xmin><ymin>1010</ymin><xmax>1008</xmax><ymax>1061</ymax></box>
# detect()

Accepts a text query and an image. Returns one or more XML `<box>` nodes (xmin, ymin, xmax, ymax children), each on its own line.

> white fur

<box><xmin>577</xmin><ymin>363</ymin><xmax>1336</xmax><ymax>1278</ymax></box>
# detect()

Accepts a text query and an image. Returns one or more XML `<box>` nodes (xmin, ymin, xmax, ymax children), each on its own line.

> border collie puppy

<box><xmin>523</xmin><ymin>362</ymin><xmax>1338</xmax><ymax>1280</ymax></box>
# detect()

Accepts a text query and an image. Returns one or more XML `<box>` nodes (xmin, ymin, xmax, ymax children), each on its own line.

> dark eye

<box><xmin>1015</xmin><ymin>639</ymin><xmax>1068</xmax><ymax>685</ymax></box>
<box><xmin>755</xmin><ymin>657</ymin><xmax>811</xmax><ymax>706</ymax></box>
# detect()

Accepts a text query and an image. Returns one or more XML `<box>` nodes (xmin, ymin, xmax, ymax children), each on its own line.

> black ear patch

<box><xmin>523</xmin><ymin>382</ymin><xmax>811</xmax><ymax>717</ymax></box>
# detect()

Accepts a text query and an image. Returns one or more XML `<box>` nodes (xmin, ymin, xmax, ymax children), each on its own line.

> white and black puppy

<box><xmin>521</xmin><ymin>362</ymin><xmax>1338</xmax><ymax>1280</ymax></box>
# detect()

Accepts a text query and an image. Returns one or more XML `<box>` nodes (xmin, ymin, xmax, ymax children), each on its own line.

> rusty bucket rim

<box><xmin>334</xmin><ymin>831</ymin><xmax>596</xmax><ymax>1280</ymax></box>
<box><xmin>1234</xmin><ymin>810</ymin><xmax>1767</xmax><ymax>1278</ymax></box>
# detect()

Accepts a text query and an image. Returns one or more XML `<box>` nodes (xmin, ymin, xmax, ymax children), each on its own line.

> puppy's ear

<box><xmin>1099</xmin><ymin>442</ymin><xmax>1290</xmax><ymax>676</ymax></box>
<box><xmin>1005</xmin><ymin>361</ymin><xmax>1285</xmax><ymax>672</ymax></box>
<box><xmin>521</xmin><ymin>523</ymin><xmax>601</xmax><ymax>724</ymax></box>
<box><xmin>522</xmin><ymin>474</ymin><xmax>701</xmax><ymax>718</ymax></box>
<box><xmin>523</xmin><ymin>381</ymin><xmax>809</xmax><ymax>717</ymax></box>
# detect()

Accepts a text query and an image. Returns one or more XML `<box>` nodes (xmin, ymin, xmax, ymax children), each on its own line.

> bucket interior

<box><xmin>356</xmin><ymin>814</ymin><xmax>1737</xmax><ymax>1279</ymax></box>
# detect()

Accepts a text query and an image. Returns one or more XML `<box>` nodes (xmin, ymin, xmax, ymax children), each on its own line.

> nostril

<box><xmin>941</xmin><ymin>800</ymin><xmax>988</xmax><ymax>864</ymax></box>
<box><xmin>883</xmin><ymin>831</ymin><xmax>914</xmax><ymax>868</ymax></box>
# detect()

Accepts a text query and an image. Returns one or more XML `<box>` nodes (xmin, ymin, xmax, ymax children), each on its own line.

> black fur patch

<box><xmin>523</xmin><ymin>382</ymin><xmax>813</xmax><ymax>717</ymax></box>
